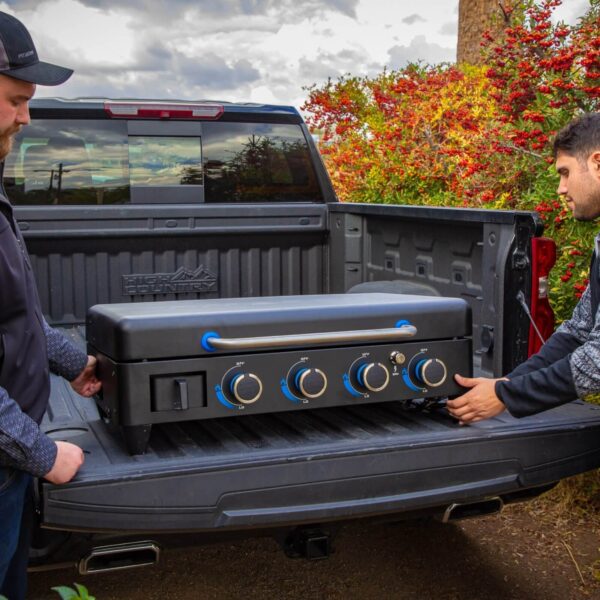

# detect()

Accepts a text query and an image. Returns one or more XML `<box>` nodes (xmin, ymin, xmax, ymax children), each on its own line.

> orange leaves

<box><xmin>304</xmin><ymin>9</ymin><xmax>595</xmax><ymax>208</ymax></box>
<box><xmin>303</xmin><ymin>63</ymin><xmax>501</xmax><ymax>206</ymax></box>
<box><xmin>303</xmin><ymin>0</ymin><xmax>598</xmax><ymax>318</ymax></box>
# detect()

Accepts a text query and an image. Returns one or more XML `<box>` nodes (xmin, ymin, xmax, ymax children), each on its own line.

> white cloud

<box><xmin>388</xmin><ymin>35</ymin><xmax>454</xmax><ymax>68</ymax></box>
<box><xmin>1</xmin><ymin>0</ymin><xmax>465</xmax><ymax>107</ymax></box>
<box><xmin>552</xmin><ymin>0</ymin><xmax>589</xmax><ymax>25</ymax></box>
<box><xmin>298</xmin><ymin>48</ymin><xmax>380</xmax><ymax>81</ymax></box>
<box><xmin>3</xmin><ymin>0</ymin><xmax>135</xmax><ymax>65</ymax></box>
<box><xmin>402</xmin><ymin>14</ymin><xmax>426</xmax><ymax>25</ymax></box>
<box><xmin>439</xmin><ymin>21</ymin><xmax>457</xmax><ymax>36</ymax></box>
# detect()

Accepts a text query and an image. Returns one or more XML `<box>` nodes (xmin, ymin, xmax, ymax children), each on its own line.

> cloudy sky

<box><xmin>1</xmin><ymin>0</ymin><xmax>590</xmax><ymax>109</ymax></box>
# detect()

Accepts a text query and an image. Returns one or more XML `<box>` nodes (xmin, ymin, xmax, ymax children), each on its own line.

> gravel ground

<box><xmin>27</xmin><ymin>502</ymin><xmax>600</xmax><ymax>600</ymax></box>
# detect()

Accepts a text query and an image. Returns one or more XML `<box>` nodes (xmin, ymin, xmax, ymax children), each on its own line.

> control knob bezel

<box><xmin>414</xmin><ymin>358</ymin><xmax>447</xmax><ymax>388</ymax></box>
<box><xmin>294</xmin><ymin>367</ymin><xmax>328</xmax><ymax>399</ymax></box>
<box><xmin>229</xmin><ymin>372</ymin><xmax>263</xmax><ymax>404</ymax></box>
<box><xmin>356</xmin><ymin>362</ymin><xmax>390</xmax><ymax>393</ymax></box>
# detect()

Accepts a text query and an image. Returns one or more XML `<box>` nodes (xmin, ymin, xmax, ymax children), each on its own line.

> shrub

<box><xmin>303</xmin><ymin>0</ymin><xmax>600</xmax><ymax>324</ymax></box>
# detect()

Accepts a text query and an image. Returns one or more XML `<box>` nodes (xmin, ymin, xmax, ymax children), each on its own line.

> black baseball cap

<box><xmin>0</xmin><ymin>12</ymin><xmax>72</xmax><ymax>86</ymax></box>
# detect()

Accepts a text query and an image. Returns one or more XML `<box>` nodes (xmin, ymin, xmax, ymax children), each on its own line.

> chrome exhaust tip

<box><xmin>442</xmin><ymin>497</ymin><xmax>504</xmax><ymax>523</ymax></box>
<box><xmin>79</xmin><ymin>541</ymin><xmax>160</xmax><ymax>575</ymax></box>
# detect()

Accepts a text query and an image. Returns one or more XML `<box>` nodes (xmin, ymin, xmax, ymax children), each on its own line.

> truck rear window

<box><xmin>3</xmin><ymin>119</ymin><xmax>323</xmax><ymax>205</ymax></box>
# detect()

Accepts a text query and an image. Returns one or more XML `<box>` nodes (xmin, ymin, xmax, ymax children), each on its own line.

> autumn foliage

<box><xmin>303</xmin><ymin>0</ymin><xmax>599</xmax><ymax>323</ymax></box>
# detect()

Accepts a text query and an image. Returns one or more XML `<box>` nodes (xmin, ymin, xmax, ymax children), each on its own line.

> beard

<box><xmin>0</xmin><ymin>126</ymin><xmax>19</xmax><ymax>161</ymax></box>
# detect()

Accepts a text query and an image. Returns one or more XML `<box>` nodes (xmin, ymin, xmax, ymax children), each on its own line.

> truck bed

<box><xmin>40</xmin><ymin>327</ymin><xmax>600</xmax><ymax>533</ymax></box>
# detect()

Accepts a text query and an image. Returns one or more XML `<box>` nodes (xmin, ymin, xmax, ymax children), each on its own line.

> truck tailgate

<box><xmin>41</xmin><ymin>332</ymin><xmax>600</xmax><ymax>532</ymax></box>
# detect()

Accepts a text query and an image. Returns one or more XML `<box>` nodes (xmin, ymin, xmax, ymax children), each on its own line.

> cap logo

<box><xmin>0</xmin><ymin>11</ymin><xmax>73</xmax><ymax>85</ymax></box>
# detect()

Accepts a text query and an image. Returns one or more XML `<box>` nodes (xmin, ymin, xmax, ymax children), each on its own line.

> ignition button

<box><xmin>390</xmin><ymin>351</ymin><xmax>406</xmax><ymax>365</ymax></box>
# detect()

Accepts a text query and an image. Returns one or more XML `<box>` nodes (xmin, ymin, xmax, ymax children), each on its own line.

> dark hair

<box><xmin>553</xmin><ymin>113</ymin><xmax>600</xmax><ymax>160</ymax></box>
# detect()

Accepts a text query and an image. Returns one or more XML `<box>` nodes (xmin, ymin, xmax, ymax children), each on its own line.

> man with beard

<box><xmin>0</xmin><ymin>12</ymin><xmax>101</xmax><ymax>600</ymax></box>
<box><xmin>447</xmin><ymin>113</ymin><xmax>600</xmax><ymax>424</ymax></box>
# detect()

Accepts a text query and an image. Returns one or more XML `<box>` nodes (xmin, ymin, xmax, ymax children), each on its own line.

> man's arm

<box><xmin>505</xmin><ymin>332</ymin><xmax>581</xmax><ymax>378</ymax></box>
<box><xmin>449</xmin><ymin>343</ymin><xmax>580</xmax><ymax>423</ymax></box>
<box><xmin>447</xmin><ymin>359</ymin><xmax>579</xmax><ymax>423</ymax></box>
<box><xmin>498</xmin><ymin>281</ymin><xmax>598</xmax><ymax>416</ymax></box>
<box><xmin>0</xmin><ymin>321</ymin><xmax>99</xmax><ymax>480</ymax></box>
<box><xmin>495</xmin><ymin>354</ymin><xmax>577</xmax><ymax>417</ymax></box>
<box><xmin>448</xmin><ymin>284</ymin><xmax>594</xmax><ymax>423</ymax></box>
<box><xmin>0</xmin><ymin>385</ymin><xmax>83</xmax><ymax>483</ymax></box>
<box><xmin>42</xmin><ymin>319</ymin><xmax>88</xmax><ymax>381</ymax></box>
<box><xmin>0</xmin><ymin>384</ymin><xmax>57</xmax><ymax>476</ymax></box>
<box><xmin>42</xmin><ymin>319</ymin><xmax>101</xmax><ymax>397</ymax></box>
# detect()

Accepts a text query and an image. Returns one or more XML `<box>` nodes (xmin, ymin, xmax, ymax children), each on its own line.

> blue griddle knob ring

<box><xmin>201</xmin><ymin>331</ymin><xmax>220</xmax><ymax>352</ymax></box>
<box><xmin>395</xmin><ymin>319</ymin><xmax>412</xmax><ymax>329</ymax></box>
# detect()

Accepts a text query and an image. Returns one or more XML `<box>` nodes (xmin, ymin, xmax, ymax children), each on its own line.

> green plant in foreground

<box><xmin>52</xmin><ymin>583</ymin><xmax>95</xmax><ymax>600</ymax></box>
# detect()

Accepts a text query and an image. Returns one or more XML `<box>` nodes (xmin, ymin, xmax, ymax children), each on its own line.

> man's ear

<box><xmin>591</xmin><ymin>151</ymin><xmax>600</xmax><ymax>178</ymax></box>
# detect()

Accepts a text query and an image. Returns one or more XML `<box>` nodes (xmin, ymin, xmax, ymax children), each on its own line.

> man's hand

<box><xmin>70</xmin><ymin>355</ymin><xmax>102</xmax><ymax>397</ymax></box>
<box><xmin>44</xmin><ymin>440</ymin><xmax>84</xmax><ymax>484</ymax></box>
<box><xmin>446</xmin><ymin>374</ymin><xmax>508</xmax><ymax>425</ymax></box>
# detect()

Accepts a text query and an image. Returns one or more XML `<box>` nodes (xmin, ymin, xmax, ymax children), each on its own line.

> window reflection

<box><xmin>5</xmin><ymin>120</ymin><xmax>129</xmax><ymax>205</ymax></box>
<box><xmin>128</xmin><ymin>136</ymin><xmax>202</xmax><ymax>187</ymax></box>
<box><xmin>3</xmin><ymin>119</ymin><xmax>323</xmax><ymax>205</ymax></box>
<box><xmin>202</xmin><ymin>122</ymin><xmax>323</xmax><ymax>203</ymax></box>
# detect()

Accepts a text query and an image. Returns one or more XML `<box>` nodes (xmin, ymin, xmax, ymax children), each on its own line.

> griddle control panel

<box><xmin>97</xmin><ymin>338</ymin><xmax>469</xmax><ymax>446</ymax></box>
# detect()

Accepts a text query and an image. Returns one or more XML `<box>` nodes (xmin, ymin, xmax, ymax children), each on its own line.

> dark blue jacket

<box><xmin>0</xmin><ymin>192</ymin><xmax>86</xmax><ymax>476</ymax></box>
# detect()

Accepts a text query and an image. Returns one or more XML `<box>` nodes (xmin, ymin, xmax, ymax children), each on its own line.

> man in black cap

<box><xmin>0</xmin><ymin>11</ymin><xmax>101</xmax><ymax>600</ymax></box>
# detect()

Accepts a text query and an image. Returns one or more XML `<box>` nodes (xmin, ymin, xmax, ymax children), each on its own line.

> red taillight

<box><xmin>528</xmin><ymin>237</ymin><xmax>557</xmax><ymax>356</ymax></box>
<box><xmin>104</xmin><ymin>101</ymin><xmax>224</xmax><ymax>120</ymax></box>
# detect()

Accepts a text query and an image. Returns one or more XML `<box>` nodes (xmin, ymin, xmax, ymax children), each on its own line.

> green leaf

<box><xmin>51</xmin><ymin>586</ymin><xmax>79</xmax><ymax>600</ymax></box>
<box><xmin>74</xmin><ymin>583</ymin><xmax>94</xmax><ymax>600</ymax></box>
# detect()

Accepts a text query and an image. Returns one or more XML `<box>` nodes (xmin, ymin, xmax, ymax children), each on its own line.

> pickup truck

<box><xmin>4</xmin><ymin>98</ymin><xmax>600</xmax><ymax>573</ymax></box>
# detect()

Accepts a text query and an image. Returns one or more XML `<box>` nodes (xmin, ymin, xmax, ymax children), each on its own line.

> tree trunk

<box><xmin>457</xmin><ymin>0</ymin><xmax>506</xmax><ymax>64</ymax></box>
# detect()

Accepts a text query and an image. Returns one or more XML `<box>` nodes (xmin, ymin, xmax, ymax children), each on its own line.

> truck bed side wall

<box><xmin>328</xmin><ymin>204</ymin><xmax>540</xmax><ymax>377</ymax></box>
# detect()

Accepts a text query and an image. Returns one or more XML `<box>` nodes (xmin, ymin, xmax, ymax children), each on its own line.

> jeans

<box><xmin>0</xmin><ymin>467</ymin><xmax>32</xmax><ymax>600</ymax></box>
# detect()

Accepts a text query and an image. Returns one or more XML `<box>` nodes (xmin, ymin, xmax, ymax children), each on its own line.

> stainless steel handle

<box><xmin>206</xmin><ymin>325</ymin><xmax>417</xmax><ymax>351</ymax></box>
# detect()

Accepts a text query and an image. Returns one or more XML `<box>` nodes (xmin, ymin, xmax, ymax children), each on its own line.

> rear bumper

<box><xmin>41</xmin><ymin>403</ymin><xmax>600</xmax><ymax>532</ymax></box>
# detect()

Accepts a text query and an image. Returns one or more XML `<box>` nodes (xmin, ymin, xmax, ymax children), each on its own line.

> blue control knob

<box><xmin>229</xmin><ymin>373</ymin><xmax>262</xmax><ymax>404</ymax></box>
<box><xmin>414</xmin><ymin>358</ymin><xmax>447</xmax><ymax>388</ymax></box>
<box><xmin>356</xmin><ymin>362</ymin><xmax>390</xmax><ymax>392</ymax></box>
<box><xmin>293</xmin><ymin>368</ymin><xmax>327</xmax><ymax>399</ymax></box>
